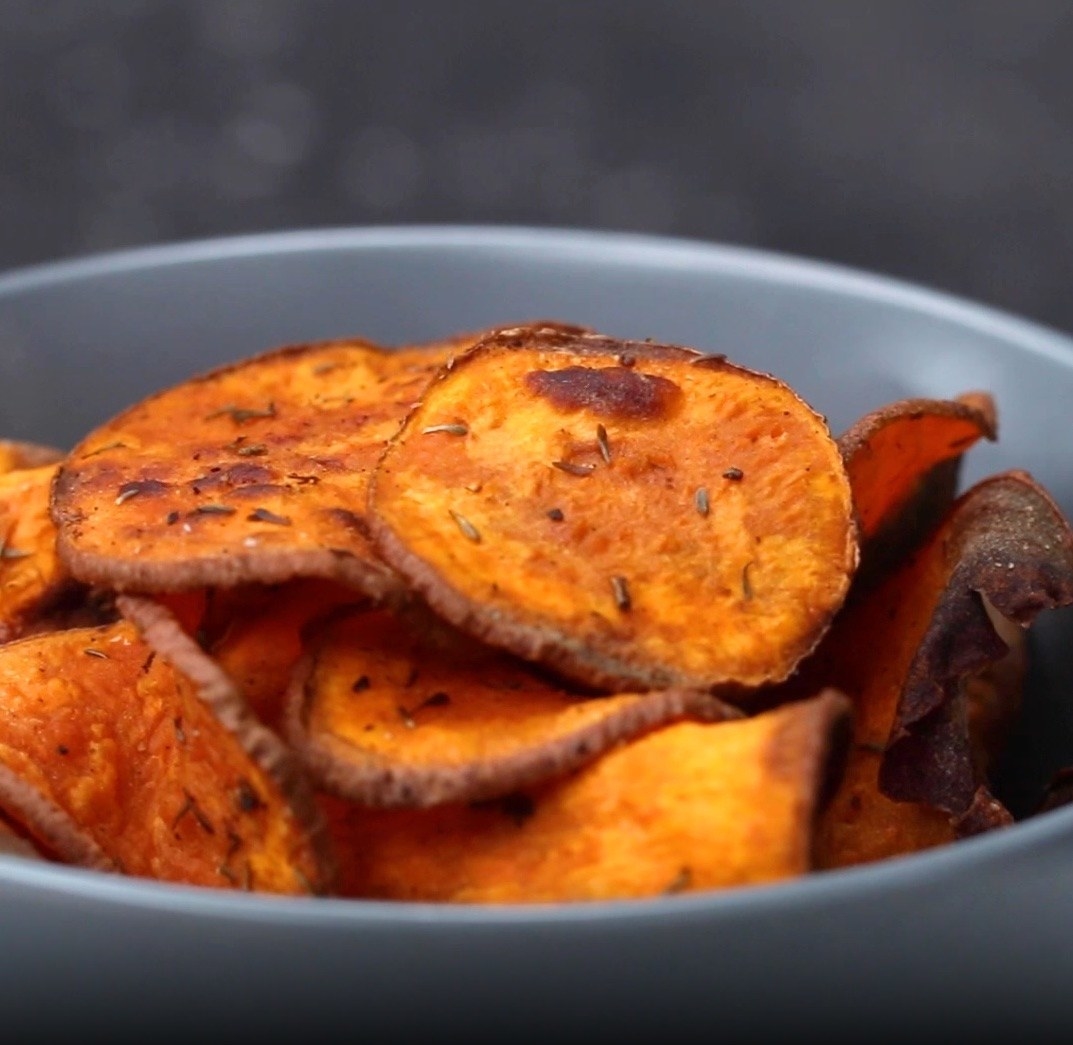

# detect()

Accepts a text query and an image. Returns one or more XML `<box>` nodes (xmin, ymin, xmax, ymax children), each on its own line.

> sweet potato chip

<box><xmin>838</xmin><ymin>392</ymin><xmax>997</xmax><ymax>584</ymax></box>
<box><xmin>0</xmin><ymin>612</ymin><xmax>332</xmax><ymax>893</ymax></box>
<box><xmin>370</xmin><ymin>326</ymin><xmax>858</xmax><ymax>693</ymax></box>
<box><xmin>285</xmin><ymin>604</ymin><xmax>740</xmax><ymax>807</ymax></box>
<box><xmin>51</xmin><ymin>337</ymin><xmax>458</xmax><ymax>598</ymax></box>
<box><xmin>0</xmin><ymin>439</ymin><xmax>64</xmax><ymax>474</ymax></box>
<box><xmin>322</xmin><ymin>689</ymin><xmax>850</xmax><ymax>902</ymax></box>
<box><xmin>0</xmin><ymin>464</ymin><xmax>75</xmax><ymax>643</ymax></box>
<box><xmin>799</xmin><ymin>470</ymin><xmax>1073</xmax><ymax>868</ymax></box>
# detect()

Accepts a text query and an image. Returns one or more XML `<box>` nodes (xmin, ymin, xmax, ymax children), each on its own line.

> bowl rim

<box><xmin>2</xmin><ymin>221</ymin><xmax>1073</xmax><ymax>925</ymax></box>
<box><xmin>3</xmin><ymin>221</ymin><xmax>1073</xmax><ymax>366</ymax></box>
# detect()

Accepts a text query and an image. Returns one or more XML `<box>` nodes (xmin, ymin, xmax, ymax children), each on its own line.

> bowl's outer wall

<box><xmin>1</xmin><ymin>228</ymin><xmax>1072</xmax><ymax>1042</ymax></box>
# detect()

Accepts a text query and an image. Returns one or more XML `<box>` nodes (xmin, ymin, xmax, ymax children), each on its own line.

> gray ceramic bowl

<box><xmin>1</xmin><ymin>226</ymin><xmax>1072</xmax><ymax>1043</ymax></box>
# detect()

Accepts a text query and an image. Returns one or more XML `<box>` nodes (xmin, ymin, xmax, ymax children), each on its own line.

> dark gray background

<box><xmin>4</xmin><ymin>0</ymin><xmax>1073</xmax><ymax>334</ymax></box>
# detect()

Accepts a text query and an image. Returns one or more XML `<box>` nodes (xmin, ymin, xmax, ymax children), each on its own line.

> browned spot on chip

<box><xmin>0</xmin><ymin>614</ymin><xmax>332</xmax><ymax>892</ymax></box>
<box><xmin>321</xmin><ymin>689</ymin><xmax>850</xmax><ymax>902</ymax></box>
<box><xmin>370</xmin><ymin>327</ymin><xmax>858</xmax><ymax>693</ymax></box>
<box><xmin>524</xmin><ymin>366</ymin><xmax>683</xmax><ymax>420</ymax></box>
<box><xmin>285</xmin><ymin>605</ymin><xmax>739</xmax><ymax>807</ymax></box>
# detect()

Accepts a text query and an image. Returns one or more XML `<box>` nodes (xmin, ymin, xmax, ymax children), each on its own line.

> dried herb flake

<box><xmin>449</xmin><ymin>509</ymin><xmax>481</xmax><ymax>542</ymax></box>
<box><xmin>552</xmin><ymin>460</ymin><xmax>595</xmax><ymax>477</ymax></box>
<box><xmin>248</xmin><ymin>508</ymin><xmax>292</xmax><ymax>526</ymax></box>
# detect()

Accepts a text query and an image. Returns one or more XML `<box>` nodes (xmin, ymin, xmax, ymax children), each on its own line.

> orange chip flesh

<box><xmin>786</xmin><ymin>470</ymin><xmax>1073</xmax><ymax>869</ymax></box>
<box><xmin>285</xmin><ymin>605</ymin><xmax>740</xmax><ymax>807</ymax></box>
<box><xmin>0</xmin><ymin>464</ymin><xmax>73</xmax><ymax>643</ymax></box>
<box><xmin>370</xmin><ymin>327</ymin><xmax>858</xmax><ymax>693</ymax></box>
<box><xmin>838</xmin><ymin>392</ymin><xmax>997</xmax><ymax>583</ymax></box>
<box><xmin>0</xmin><ymin>614</ymin><xmax>332</xmax><ymax>893</ymax></box>
<box><xmin>322</xmin><ymin>689</ymin><xmax>850</xmax><ymax>903</ymax></box>
<box><xmin>199</xmin><ymin>578</ymin><xmax>368</xmax><ymax>727</ymax></box>
<box><xmin>394</xmin><ymin>320</ymin><xmax>591</xmax><ymax>356</ymax></box>
<box><xmin>51</xmin><ymin>338</ymin><xmax>457</xmax><ymax>597</ymax></box>
<box><xmin>0</xmin><ymin>440</ymin><xmax>64</xmax><ymax>474</ymax></box>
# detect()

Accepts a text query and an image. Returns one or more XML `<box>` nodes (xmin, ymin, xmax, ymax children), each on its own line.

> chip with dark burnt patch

<box><xmin>0</xmin><ymin>440</ymin><xmax>64</xmax><ymax>474</ymax></box>
<box><xmin>370</xmin><ymin>326</ymin><xmax>858</xmax><ymax>694</ymax></box>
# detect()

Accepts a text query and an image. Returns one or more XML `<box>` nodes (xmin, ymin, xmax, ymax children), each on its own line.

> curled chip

<box><xmin>0</xmin><ymin>464</ymin><xmax>73</xmax><ymax>643</ymax></box>
<box><xmin>321</xmin><ymin>689</ymin><xmax>851</xmax><ymax>902</ymax></box>
<box><xmin>285</xmin><ymin>605</ymin><xmax>740</xmax><ymax>807</ymax></box>
<box><xmin>0</xmin><ymin>440</ymin><xmax>64</xmax><ymax>474</ymax></box>
<box><xmin>370</xmin><ymin>326</ymin><xmax>858</xmax><ymax>693</ymax></box>
<box><xmin>51</xmin><ymin>337</ymin><xmax>458</xmax><ymax>599</ymax></box>
<box><xmin>0</xmin><ymin>611</ymin><xmax>332</xmax><ymax>893</ymax></box>
<box><xmin>795</xmin><ymin>470</ymin><xmax>1073</xmax><ymax>869</ymax></box>
<box><xmin>838</xmin><ymin>392</ymin><xmax>997</xmax><ymax>584</ymax></box>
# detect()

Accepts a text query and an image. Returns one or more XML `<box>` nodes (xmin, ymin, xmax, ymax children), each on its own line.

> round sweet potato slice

<box><xmin>321</xmin><ymin>689</ymin><xmax>851</xmax><ymax>903</ymax></box>
<box><xmin>285</xmin><ymin>604</ymin><xmax>739</xmax><ymax>807</ymax></box>
<box><xmin>51</xmin><ymin>337</ymin><xmax>457</xmax><ymax>598</ymax></box>
<box><xmin>369</xmin><ymin>326</ymin><xmax>858</xmax><ymax>693</ymax></box>
<box><xmin>0</xmin><ymin>611</ymin><xmax>333</xmax><ymax>893</ymax></box>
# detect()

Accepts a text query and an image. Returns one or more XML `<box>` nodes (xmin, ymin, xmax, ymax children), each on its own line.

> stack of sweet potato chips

<box><xmin>1</xmin><ymin>322</ymin><xmax>1071</xmax><ymax>902</ymax></box>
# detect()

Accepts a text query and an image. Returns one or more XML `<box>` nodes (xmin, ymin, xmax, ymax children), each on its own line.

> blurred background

<box><xmin>4</xmin><ymin>0</ymin><xmax>1073</xmax><ymax>332</ymax></box>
